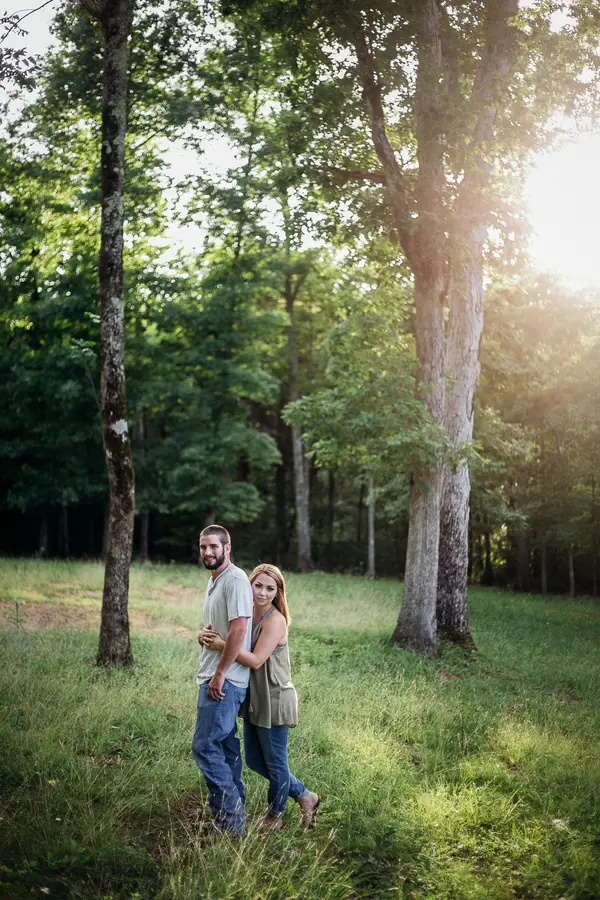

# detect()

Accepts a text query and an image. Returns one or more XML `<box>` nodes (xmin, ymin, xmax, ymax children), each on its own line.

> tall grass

<box><xmin>1</xmin><ymin>559</ymin><xmax>599</xmax><ymax>898</ymax></box>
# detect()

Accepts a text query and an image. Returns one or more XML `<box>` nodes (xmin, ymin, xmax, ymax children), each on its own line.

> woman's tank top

<box><xmin>246</xmin><ymin>607</ymin><xmax>298</xmax><ymax>728</ymax></box>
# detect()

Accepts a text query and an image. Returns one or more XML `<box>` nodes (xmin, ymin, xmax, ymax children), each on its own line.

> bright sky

<box><xmin>525</xmin><ymin>133</ymin><xmax>600</xmax><ymax>290</ymax></box>
<box><xmin>5</xmin><ymin>2</ymin><xmax>600</xmax><ymax>290</ymax></box>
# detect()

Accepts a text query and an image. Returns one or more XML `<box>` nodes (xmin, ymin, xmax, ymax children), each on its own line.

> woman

<box><xmin>200</xmin><ymin>563</ymin><xmax>320</xmax><ymax>831</ymax></box>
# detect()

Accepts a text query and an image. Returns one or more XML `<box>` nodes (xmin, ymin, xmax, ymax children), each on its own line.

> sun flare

<box><xmin>526</xmin><ymin>132</ymin><xmax>600</xmax><ymax>290</ymax></box>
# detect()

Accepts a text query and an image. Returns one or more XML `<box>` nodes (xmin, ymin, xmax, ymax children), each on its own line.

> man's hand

<box><xmin>207</xmin><ymin>670</ymin><xmax>226</xmax><ymax>701</ymax></box>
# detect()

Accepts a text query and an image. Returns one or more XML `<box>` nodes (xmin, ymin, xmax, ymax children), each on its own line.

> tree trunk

<box><xmin>437</xmin><ymin>246</ymin><xmax>484</xmax><ymax>644</ymax></box>
<box><xmin>290</xmin><ymin>423</ymin><xmax>313</xmax><ymax>572</ymax></box>
<box><xmin>483</xmin><ymin>529</ymin><xmax>494</xmax><ymax>586</ymax></box>
<box><xmin>91</xmin><ymin>0</ymin><xmax>136</xmax><ymax>667</ymax></box>
<box><xmin>541</xmin><ymin>541</ymin><xmax>548</xmax><ymax>595</ymax></box>
<box><xmin>392</xmin><ymin>273</ymin><xmax>445</xmax><ymax>657</ymax></box>
<box><xmin>593</xmin><ymin>550</ymin><xmax>597</xmax><ymax>599</ymax></box>
<box><xmin>568</xmin><ymin>545</ymin><xmax>575</xmax><ymax>597</ymax></box>
<box><xmin>356</xmin><ymin>482</ymin><xmax>365</xmax><ymax>546</ymax></box>
<box><xmin>516</xmin><ymin>529</ymin><xmax>530</xmax><ymax>592</ymax></box>
<box><xmin>59</xmin><ymin>504</ymin><xmax>70</xmax><ymax>558</ymax></box>
<box><xmin>366</xmin><ymin>476</ymin><xmax>375</xmax><ymax>579</ymax></box>
<box><xmin>137</xmin><ymin>407</ymin><xmax>149</xmax><ymax>562</ymax></box>
<box><xmin>352</xmin><ymin>1</ymin><xmax>516</xmax><ymax>656</ymax></box>
<box><xmin>327</xmin><ymin>469</ymin><xmax>335</xmax><ymax>570</ymax></box>
<box><xmin>285</xmin><ymin>276</ymin><xmax>313</xmax><ymax>573</ymax></box>
<box><xmin>38</xmin><ymin>515</ymin><xmax>49</xmax><ymax>558</ymax></box>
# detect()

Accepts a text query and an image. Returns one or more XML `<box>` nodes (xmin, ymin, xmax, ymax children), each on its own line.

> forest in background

<box><xmin>2</xmin><ymin>0</ymin><xmax>600</xmax><ymax>597</ymax></box>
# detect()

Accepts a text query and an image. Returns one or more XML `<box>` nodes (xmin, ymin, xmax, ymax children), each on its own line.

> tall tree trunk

<box><xmin>437</xmin><ymin>0</ymin><xmax>517</xmax><ymax>640</ymax></box>
<box><xmin>87</xmin><ymin>0</ymin><xmax>136</xmax><ymax>667</ymax></box>
<box><xmin>516</xmin><ymin>529</ymin><xmax>530</xmax><ymax>592</ymax></box>
<box><xmin>327</xmin><ymin>469</ymin><xmax>335</xmax><ymax>570</ymax></box>
<box><xmin>285</xmin><ymin>276</ymin><xmax>313</xmax><ymax>572</ymax></box>
<box><xmin>38</xmin><ymin>515</ymin><xmax>49</xmax><ymax>558</ymax></box>
<box><xmin>515</xmin><ymin>469</ymin><xmax>530</xmax><ymax>592</ymax></box>
<box><xmin>290</xmin><ymin>424</ymin><xmax>312</xmax><ymax>572</ymax></box>
<box><xmin>393</xmin><ymin>273</ymin><xmax>445</xmax><ymax>656</ymax></box>
<box><xmin>137</xmin><ymin>408</ymin><xmax>149</xmax><ymax>562</ymax></box>
<box><xmin>484</xmin><ymin>529</ymin><xmax>494</xmax><ymax>586</ymax></box>
<box><xmin>354</xmin><ymin>10</ymin><xmax>445</xmax><ymax>656</ymax></box>
<box><xmin>356</xmin><ymin>482</ymin><xmax>365</xmax><ymax>546</ymax></box>
<box><xmin>541</xmin><ymin>541</ymin><xmax>548</xmax><ymax>595</ymax></box>
<box><xmin>351</xmin><ymin>1</ymin><xmax>517</xmax><ymax>656</ymax></box>
<box><xmin>366</xmin><ymin>476</ymin><xmax>375</xmax><ymax>579</ymax></box>
<box><xmin>437</xmin><ymin>248</ymin><xmax>483</xmax><ymax>644</ymax></box>
<box><xmin>568</xmin><ymin>545</ymin><xmax>575</xmax><ymax>597</ymax></box>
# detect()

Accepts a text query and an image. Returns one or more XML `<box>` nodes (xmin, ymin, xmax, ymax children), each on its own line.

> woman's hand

<box><xmin>197</xmin><ymin>627</ymin><xmax>225</xmax><ymax>652</ymax></box>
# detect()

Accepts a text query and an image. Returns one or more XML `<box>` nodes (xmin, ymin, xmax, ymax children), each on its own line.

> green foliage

<box><xmin>286</xmin><ymin>278</ymin><xmax>448</xmax><ymax>516</ymax></box>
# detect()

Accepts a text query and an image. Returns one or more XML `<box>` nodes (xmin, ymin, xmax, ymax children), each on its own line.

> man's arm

<box><xmin>201</xmin><ymin>615</ymin><xmax>286</xmax><ymax>670</ymax></box>
<box><xmin>207</xmin><ymin>616</ymin><xmax>249</xmax><ymax>700</ymax></box>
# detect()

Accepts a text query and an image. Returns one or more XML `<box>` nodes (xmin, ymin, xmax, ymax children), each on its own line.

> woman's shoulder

<box><xmin>260</xmin><ymin>608</ymin><xmax>287</xmax><ymax>640</ymax></box>
<box><xmin>264</xmin><ymin>607</ymin><xmax>286</xmax><ymax>628</ymax></box>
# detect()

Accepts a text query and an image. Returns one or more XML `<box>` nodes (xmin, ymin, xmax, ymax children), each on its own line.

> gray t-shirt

<box><xmin>197</xmin><ymin>563</ymin><xmax>253</xmax><ymax>688</ymax></box>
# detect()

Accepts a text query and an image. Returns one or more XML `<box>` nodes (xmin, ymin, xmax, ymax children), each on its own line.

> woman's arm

<box><xmin>203</xmin><ymin>613</ymin><xmax>286</xmax><ymax>670</ymax></box>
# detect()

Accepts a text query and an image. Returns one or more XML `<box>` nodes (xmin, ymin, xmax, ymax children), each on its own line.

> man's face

<box><xmin>199</xmin><ymin>534</ymin><xmax>230</xmax><ymax>572</ymax></box>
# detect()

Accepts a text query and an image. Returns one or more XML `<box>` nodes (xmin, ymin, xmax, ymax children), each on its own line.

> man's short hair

<box><xmin>199</xmin><ymin>524</ymin><xmax>231</xmax><ymax>548</ymax></box>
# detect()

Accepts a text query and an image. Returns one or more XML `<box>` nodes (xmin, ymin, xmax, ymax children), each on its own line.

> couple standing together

<box><xmin>192</xmin><ymin>524</ymin><xmax>320</xmax><ymax>836</ymax></box>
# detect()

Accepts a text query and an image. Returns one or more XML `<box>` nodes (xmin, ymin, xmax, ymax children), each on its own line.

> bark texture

<box><xmin>437</xmin><ymin>250</ymin><xmax>483</xmax><ymax>642</ymax></box>
<box><xmin>90</xmin><ymin>0</ymin><xmax>136</xmax><ymax>667</ymax></box>
<box><xmin>437</xmin><ymin>0</ymin><xmax>518</xmax><ymax>643</ymax></box>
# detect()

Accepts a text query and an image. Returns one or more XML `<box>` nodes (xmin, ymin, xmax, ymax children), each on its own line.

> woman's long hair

<box><xmin>249</xmin><ymin>563</ymin><xmax>291</xmax><ymax>625</ymax></box>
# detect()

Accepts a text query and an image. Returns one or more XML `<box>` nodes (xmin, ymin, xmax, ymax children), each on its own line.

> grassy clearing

<box><xmin>1</xmin><ymin>559</ymin><xmax>599</xmax><ymax>899</ymax></box>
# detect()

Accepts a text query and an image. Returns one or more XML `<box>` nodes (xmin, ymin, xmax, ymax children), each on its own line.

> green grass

<box><xmin>1</xmin><ymin>559</ymin><xmax>599</xmax><ymax>899</ymax></box>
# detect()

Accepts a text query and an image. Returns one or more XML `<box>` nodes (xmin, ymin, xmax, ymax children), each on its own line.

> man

<box><xmin>192</xmin><ymin>524</ymin><xmax>252</xmax><ymax>836</ymax></box>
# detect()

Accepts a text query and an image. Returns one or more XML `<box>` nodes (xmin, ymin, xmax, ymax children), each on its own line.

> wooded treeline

<box><xmin>2</xmin><ymin>0</ymin><xmax>600</xmax><ymax>599</ymax></box>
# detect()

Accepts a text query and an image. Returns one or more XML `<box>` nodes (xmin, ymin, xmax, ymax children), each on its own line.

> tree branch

<box><xmin>413</xmin><ymin>0</ymin><xmax>446</xmax><ymax>267</ymax></box>
<box><xmin>458</xmin><ymin>0</ymin><xmax>519</xmax><ymax>216</ymax></box>
<box><xmin>352</xmin><ymin>20</ymin><xmax>415</xmax><ymax>264</ymax></box>
<box><xmin>327</xmin><ymin>166</ymin><xmax>386</xmax><ymax>185</ymax></box>
<box><xmin>0</xmin><ymin>0</ymin><xmax>56</xmax><ymax>46</ymax></box>
<box><xmin>80</xmin><ymin>0</ymin><xmax>104</xmax><ymax>22</ymax></box>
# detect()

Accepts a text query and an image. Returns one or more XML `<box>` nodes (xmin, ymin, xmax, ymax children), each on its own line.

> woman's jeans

<box><xmin>243</xmin><ymin>720</ymin><xmax>307</xmax><ymax>816</ymax></box>
<box><xmin>192</xmin><ymin>680</ymin><xmax>247</xmax><ymax>835</ymax></box>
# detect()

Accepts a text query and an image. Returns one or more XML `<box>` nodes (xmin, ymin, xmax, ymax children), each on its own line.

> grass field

<box><xmin>1</xmin><ymin>558</ymin><xmax>599</xmax><ymax>899</ymax></box>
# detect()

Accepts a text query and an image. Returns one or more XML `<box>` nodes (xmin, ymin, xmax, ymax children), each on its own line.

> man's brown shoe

<box><xmin>298</xmin><ymin>791</ymin><xmax>320</xmax><ymax>828</ymax></box>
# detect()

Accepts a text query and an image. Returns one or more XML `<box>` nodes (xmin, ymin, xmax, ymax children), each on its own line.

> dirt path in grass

<box><xmin>0</xmin><ymin>600</ymin><xmax>195</xmax><ymax>639</ymax></box>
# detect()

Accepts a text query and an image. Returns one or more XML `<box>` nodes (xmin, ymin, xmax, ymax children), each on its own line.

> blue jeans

<box><xmin>243</xmin><ymin>720</ymin><xmax>308</xmax><ymax>816</ymax></box>
<box><xmin>192</xmin><ymin>680</ymin><xmax>247</xmax><ymax>834</ymax></box>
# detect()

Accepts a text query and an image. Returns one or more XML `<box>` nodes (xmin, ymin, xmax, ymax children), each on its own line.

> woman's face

<box><xmin>252</xmin><ymin>573</ymin><xmax>278</xmax><ymax>611</ymax></box>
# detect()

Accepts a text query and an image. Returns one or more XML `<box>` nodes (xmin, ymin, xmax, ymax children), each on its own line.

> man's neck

<box><xmin>211</xmin><ymin>560</ymin><xmax>231</xmax><ymax>580</ymax></box>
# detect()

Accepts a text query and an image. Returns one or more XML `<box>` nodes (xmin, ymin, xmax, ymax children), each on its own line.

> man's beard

<box><xmin>202</xmin><ymin>551</ymin><xmax>225</xmax><ymax>570</ymax></box>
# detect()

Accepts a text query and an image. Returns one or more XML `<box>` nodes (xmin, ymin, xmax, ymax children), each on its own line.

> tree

<box><xmin>81</xmin><ymin>0</ymin><xmax>136</xmax><ymax>667</ymax></box>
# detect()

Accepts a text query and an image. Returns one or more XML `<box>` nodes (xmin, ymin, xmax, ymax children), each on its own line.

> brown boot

<box><xmin>298</xmin><ymin>791</ymin><xmax>320</xmax><ymax>828</ymax></box>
